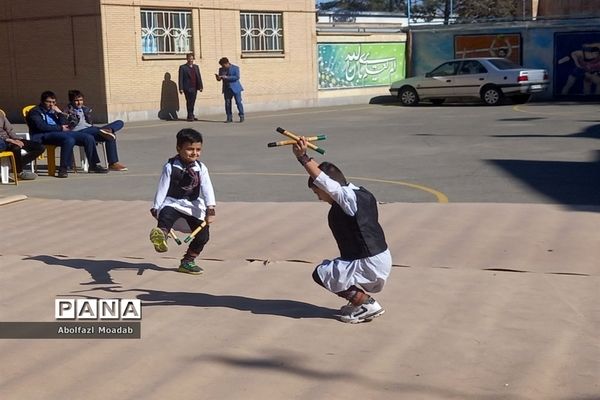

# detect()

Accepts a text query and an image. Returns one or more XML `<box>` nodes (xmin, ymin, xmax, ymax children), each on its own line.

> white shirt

<box><xmin>71</xmin><ymin>108</ymin><xmax>92</xmax><ymax>131</ymax></box>
<box><xmin>152</xmin><ymin>159</ymin><xmax>216</xmax><ymax>220</ymax></box>
<box><xmin>314</xmin><ymin>172</ymin><xmax>359</xmax><ymax>216</ymax></box>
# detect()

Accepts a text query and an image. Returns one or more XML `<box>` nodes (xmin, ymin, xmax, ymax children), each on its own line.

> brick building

<box><xmin>0</xmin><ymin>0</ymin><xmax>318</xmax><ymax>122</ymax></box>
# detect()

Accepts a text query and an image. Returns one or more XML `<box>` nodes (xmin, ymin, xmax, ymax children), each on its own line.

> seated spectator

<box><xmin>26</xmin><ymin>90</ymin><xmax>108</xmax><ymax>178</ymax></box>
<box><xmin>66</xmin><ymin>90</ymin><xmax>127</xmax><ymax>171</ymax></box>
<box><xmin>0</xmin><ymin>112</ymin><xmax>45</xmax><ymax>180</ymax></box>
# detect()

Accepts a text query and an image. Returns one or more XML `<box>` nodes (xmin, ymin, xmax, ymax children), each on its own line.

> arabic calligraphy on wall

<box><xmin>318</xmin><ymin>42</ymin><xmax>406</xmax><ymax>89</ymax></box>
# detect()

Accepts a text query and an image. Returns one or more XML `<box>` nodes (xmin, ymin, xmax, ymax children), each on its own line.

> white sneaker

<box><xmin>18</xmin><ymin>171</ymin><xmax>37</xmax><ymax>180</ymax></box>
<box><xmin>339</xmin><ymin>298</ymin><xmax>384</xmax><ymax>324</ymax></box>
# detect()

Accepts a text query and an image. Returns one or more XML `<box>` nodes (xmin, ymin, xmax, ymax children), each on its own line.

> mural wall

<box><xmin>410</xmin><ymin>20</ymin><xmax>600</xmax><ymax>100</ymax></box>
<box><xmin>554</xmin><ymin>32</ymin><xmax>600</xmax><ymax>97</ymax></box>
<box><xmin>318</xmin><ymin>42</ymin><xmax>405</xmax><ymax>89</ymax></box>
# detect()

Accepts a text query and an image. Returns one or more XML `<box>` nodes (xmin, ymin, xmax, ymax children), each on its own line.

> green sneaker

<box><xmin>178</xmin><ymin>260</ymin><xmax>204</xmax><ymax>275</ymax></box>
<box><xmin>149</xmin><ymin>228</ymin><xmax>168</xmax><ymax>253</ymax></box>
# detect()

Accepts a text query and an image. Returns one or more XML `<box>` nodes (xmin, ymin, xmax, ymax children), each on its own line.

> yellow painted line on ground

<box><xmin>215</xmin><ymin>172</ymin><xmax>449</xmax><ymax>203</ymax></box>
<box><xmin>512</xmin><ymin>104</ymin><xmax>592</xmax><ymax>116</ymax></box>
<box><xmin>6</xmin><ymin>171</ymin><xmax>448</xmax><ymax>203</ymax></box>
<box><xmin>123</xmin><ymin>105</ymin><xmax>374</xmax><ymax>130</ymax></box>
<box><xmin>348</xmin><ymin>175</ymin><xmax>449</xmax><ymax>203</ymax></box>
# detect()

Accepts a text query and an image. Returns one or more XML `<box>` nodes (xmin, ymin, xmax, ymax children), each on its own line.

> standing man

<box><xmin>178</xmin><ymin>53</ymin><xmax>203</xmax><ymax>122</ymax></box>
<box><xmin>215</xmin><ymin>57</ymin><xmax>244</xmax><ymax>123</ymax></box>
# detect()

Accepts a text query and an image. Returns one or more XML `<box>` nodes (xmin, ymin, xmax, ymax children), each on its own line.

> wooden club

<box><xmin>184</xmin><ymin>221</ymin><xmax>207</xmax><ymax>243</ymax></box>
<box><xmin>169</xmin><ymin>229</ymin><xmax>182</xmax><ymax>245</ymax></box>
<box><xmin>276</xmin><ymin>127</ymin><xmax>325</xmax><ymax>154</ymax></box>
<box><xmin>267</xmin><ymin>135</ymin><xmax>326</xmax><ymax>148</ymax></box>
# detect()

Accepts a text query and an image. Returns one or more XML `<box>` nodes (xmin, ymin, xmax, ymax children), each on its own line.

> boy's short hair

<box><xmin>68</xmin><ymin>89</ymin><xmax>84</xmax><ymax>102</ymax></box>
<box><xmin>218</xmin><ymin>57</ymin><xmax>229</xmax><ymax>66</ymax></box>
<box><xmin>40</xmin><ymin>91</ymin><xmax>56</xmax><ymax>102</ymax></box>
<box><xmin>308</xmin><ymin>161</ymin><xmax>347</xmax><ymax>188</ymax></box>
<box><xmin>176</xmin><ymin>128</ymin><xmax>203</xmax><ymax>147</ymax></box>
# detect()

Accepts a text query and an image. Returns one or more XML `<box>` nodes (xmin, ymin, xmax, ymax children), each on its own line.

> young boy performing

<box><xmin>150</xmin><ymin>129</ymin><xmax>216</xmax><ymax>274</ymax></box>
<box><xmin>292</xmin><ymin>137</ymin><xmax>392</xmax><ymax>323</ymax></box>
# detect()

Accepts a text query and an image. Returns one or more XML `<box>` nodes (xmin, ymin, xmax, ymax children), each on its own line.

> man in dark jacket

<box><xmin>178</xmin><ymin>53</ymin><xmax>203</xmax><ymax>121</ymax></box>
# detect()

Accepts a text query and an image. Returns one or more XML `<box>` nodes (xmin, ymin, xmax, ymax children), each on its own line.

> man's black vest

<box><xmin>166</xmin><ymin>157</ymin><xmax>200</xmax><ymax>200</ymax></box>
<box><xmin>328</xmin><ymin>186</ymin><xmax>388</xmax><ymax>260</ymax></box>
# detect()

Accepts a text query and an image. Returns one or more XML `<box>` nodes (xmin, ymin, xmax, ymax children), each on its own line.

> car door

<box><xmin>453</xmin><ymin>60</ymin><xmax>488</xmax><ymax>97</ymax></box>
<box><xmin>416</xmin><ymin>61</ymin><xmax>459</xmax><ymax>98</ymax></box>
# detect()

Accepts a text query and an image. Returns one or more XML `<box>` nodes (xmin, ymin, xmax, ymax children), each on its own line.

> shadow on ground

<box><xmin>369</xmin><ymin>95</ymin><xmax>490</xmax><ymax>107</ymax></box>
<box><xmin>192</xmin><ymin>352</ymin><xmax>538</xmax><ymax>399</ymax></box>
<box><xmin>492</xmin><ymin>122</ymin><xmax>600</xmax><ymax>139</ymax></box>
<box><xmin>488</xmin><ymin>156</ymin><xmax>600</xmax><ymax>208</ymax></box>
<box><xmin>81</xmin><ymin>287</ymin><xmax>338</xmax><ymax>320</ymax></box>
<box><xmin>489</xmin><ymin>124</ymin><xmax>600</xmax><ymax>209</ymax></box>
<box><xmin>25</xmin><ymin>255</ymin><xmax>173</xmax><ymax>285</ymax></box>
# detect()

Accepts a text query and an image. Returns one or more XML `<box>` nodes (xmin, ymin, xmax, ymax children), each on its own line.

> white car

<box><xmin>389</xmin><ymin>58</ymin><xmax>549</xmax><ymax>106</ymax></box>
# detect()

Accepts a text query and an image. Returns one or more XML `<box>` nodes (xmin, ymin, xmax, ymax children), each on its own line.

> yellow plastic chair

<box><xmin>22</xmin><ymin>104</ymin><xmax>65</xmax><ymax>176</ymax></box>
<box><xmin>21</xmin><ymin>105</ymin><xmax>35</xmax><ymax>118</ymax></box>
<box><xmin>1</xmin><ymin>108</ymin><xmax>34</xmax><ymax>173</ymax></box>
<box><xmin>0</xmin><ymin>151</ymin><xmax>18</xmax><ymax>185</ymax></box>
<box><xmin>0</xmin><ymin>109</ymin><xmax>17</xmax><ymax>184</ymax></box>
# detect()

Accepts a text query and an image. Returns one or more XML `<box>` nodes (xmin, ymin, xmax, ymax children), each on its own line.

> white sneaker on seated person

<box><xmin>18</xmin><ymin>171</ymin><xmax>37</xmax><ymax>180</ymax></box>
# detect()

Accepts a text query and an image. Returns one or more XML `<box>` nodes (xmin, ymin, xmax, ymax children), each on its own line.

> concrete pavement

<box><xmin>1</xmin><ymin>103</ymin><xmax>598</xmax><ymax>399</ymax></box>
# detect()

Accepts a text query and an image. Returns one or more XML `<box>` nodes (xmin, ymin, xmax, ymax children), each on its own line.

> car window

<box><xmin>488</xmin><ymin>58</ymin><xmax>522</xmax><ymax>70</ymax></box>
<box><xmin>459</xmin><ymin>60</ymin><xmax>487</xmax><ymax>75</ymax></box>
<box><xmin>429</xmin><ymin>62</ymin><xmax>459</xmax><ymax>77</ymax></box>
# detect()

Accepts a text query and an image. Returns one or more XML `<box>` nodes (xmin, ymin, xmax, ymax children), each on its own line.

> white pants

<box><xmin>316</xmin><ymin>249</ymin><xmax>392</xmax><ymax>293</ymax></box>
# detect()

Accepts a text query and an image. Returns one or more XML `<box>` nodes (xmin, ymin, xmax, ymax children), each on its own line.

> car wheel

<box><xmin>399</xmin><ymin>87</ymin><xmax>419</xmax><ymax>106</ymax></box>
<box><xmin>511</xmin><ymin>94</ymin><xmax>531</xmax><ymax>104</ymax></box>
<box><xmin>481</xmin><ymin>86</ymin><xmax>503</xmax><ymax>106</ymax></box>
<box><xmin>430</xmin><ymin>99</ymin><xmax>445</xmax><ymax>106</ymax></box>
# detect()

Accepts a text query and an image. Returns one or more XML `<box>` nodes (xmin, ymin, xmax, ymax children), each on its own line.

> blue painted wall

<box><xmin>410</xmin><ymin>19</ymin><xmax>600</xmax><ymax>100</ymax></box>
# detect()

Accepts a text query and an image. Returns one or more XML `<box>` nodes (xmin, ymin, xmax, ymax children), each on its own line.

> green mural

<box><xmin>318</xmin><ymin>42</ymin><xmax>406</xmax><ymax>89</ymax></box>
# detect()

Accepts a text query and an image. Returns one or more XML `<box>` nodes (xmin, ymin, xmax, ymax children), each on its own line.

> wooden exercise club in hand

<box><xmin>169</xmin><ymin>229</ymin><xmax>182</xmax><ymax>245</ymax></box>
<box><xmin>275</xmin><ymin>127</ymin><xmax>326</xmax><ymax>154</ymax></box>
<box><xmin>267</xmin><ymin>135</ymin><xmax>327</xmax><ymax>148</ymax></box>
<box><xmin>184</xmin><ymin>221</ymin><xmax>207</xmax><ymax>243</ymax></box>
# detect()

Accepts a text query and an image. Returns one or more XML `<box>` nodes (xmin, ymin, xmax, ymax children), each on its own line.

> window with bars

<box><xmin>141</xmin><ymin>9</ymin><xmax>192</xmax><ymax>55</ymax></box>
<box><xmin>240</xmin><ymin>12</ymin><xmax>283</xmax><ymax>54</ymax></box>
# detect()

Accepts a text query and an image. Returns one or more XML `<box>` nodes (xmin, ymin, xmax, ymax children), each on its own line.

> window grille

<box><xmin>141</xmin><ymin>10</ymin><xmax>192</xmax><ymax>55</ymax></box>
<box><xmin>240</xmin><ymin>12</ymin><xmax>283</xmax><ymax>53</ymax></box>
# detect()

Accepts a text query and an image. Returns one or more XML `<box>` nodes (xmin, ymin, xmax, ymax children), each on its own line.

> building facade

<box><xmin>0</xmin><ymin>0</ymin><xmax>318</xmax><ymax>122</ymax></box>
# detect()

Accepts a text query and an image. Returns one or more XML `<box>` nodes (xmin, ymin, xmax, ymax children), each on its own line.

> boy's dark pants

<box><xmin>157</xmin><ymin>206</ymin><xmax>209</xmax><ymax>254</ymax></box>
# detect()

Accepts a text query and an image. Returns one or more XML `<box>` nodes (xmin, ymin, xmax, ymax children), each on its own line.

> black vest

<box><xmin>166</xmin><ymin>157</ymin><xmax>200</xmax><ymax>200</ymax></box>
<box><xmin>328</xmin><ymin>186</ymin><xmax>388</xmax><ymax>260</ymax></box>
